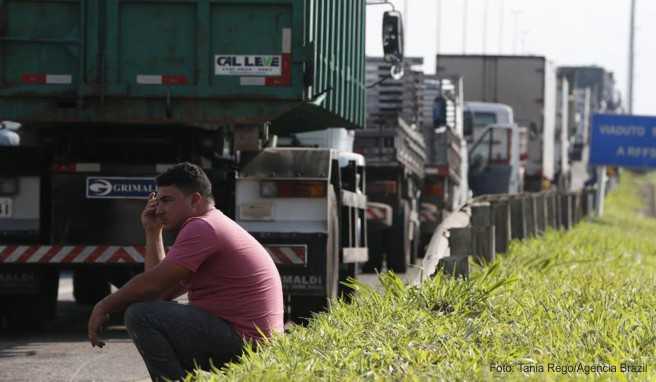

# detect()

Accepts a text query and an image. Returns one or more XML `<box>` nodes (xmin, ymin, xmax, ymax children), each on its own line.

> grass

<box><xmin>193</xmin><ymin>172</ymin><xmax>656</xmax><ymax>381</ymax></box>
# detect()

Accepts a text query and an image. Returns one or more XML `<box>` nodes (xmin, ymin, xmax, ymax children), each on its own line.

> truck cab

<box><xmin>464</xmin><ymin>102</ymin><xmax>524</xmax><ymax>195</ymax></box>
<box><xmin>235</xmin><ymin>129</ymin><xmax>368</xmax><ymax>322</ymax></box>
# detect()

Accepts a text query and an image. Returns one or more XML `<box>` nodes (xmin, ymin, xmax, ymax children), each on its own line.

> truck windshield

<box><xmin>240</xmin><ymin>149</ymin><xmax>331</xmax><ymax>179</ymax></box>
<box><xmin>473</xmin><ymin>112</ymin><xmax>497</xmax><ymax>127</ymax></box>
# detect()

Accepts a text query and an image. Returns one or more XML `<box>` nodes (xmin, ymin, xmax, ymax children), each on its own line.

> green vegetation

<box><xmin>196</xmin><ymin>173</ymin><xmax>656</xmax><ymax>381</ymax></box>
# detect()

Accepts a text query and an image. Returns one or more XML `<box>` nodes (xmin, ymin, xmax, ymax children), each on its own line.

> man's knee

<box><xmin>124</xmin><ymin>301</ymin><xmax>153</xmax><ymax>331</ymax></box>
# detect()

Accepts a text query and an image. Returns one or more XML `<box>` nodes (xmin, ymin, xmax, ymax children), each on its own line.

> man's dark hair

<box><xmin>156</xmin><ymin>162</ymin><xmax>213</xmax><ymax>199</ymax></box>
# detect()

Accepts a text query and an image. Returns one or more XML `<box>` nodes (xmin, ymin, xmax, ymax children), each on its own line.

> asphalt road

<box><xmin>0</xmin><ymin>272</ymin><xmax>150</xmax><ymax>382</ymax></box>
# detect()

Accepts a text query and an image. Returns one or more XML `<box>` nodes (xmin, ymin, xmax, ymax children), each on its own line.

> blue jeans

<box><xmin>124</xmin><ymin>301</ymin><xmax>244</xmax><ymax>382</ymax></box>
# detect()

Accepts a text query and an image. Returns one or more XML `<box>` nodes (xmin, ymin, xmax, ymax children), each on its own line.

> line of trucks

<box><xmin>0</xmin><ymin>1</ymin><xmax>623</xmax><ymax>326</ymax></box>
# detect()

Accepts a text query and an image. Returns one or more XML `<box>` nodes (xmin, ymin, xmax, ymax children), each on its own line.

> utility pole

<box><xmin>436</xmin><ymin>0</ymin><xmax>442</xmax><ymax>54</ymax></box>
<box><xmin>512</xmin><ymin>10</ymin><xmax>522</xmax><ymax>55</ymax></box>
<box><xmin>482</xmin><ymin>0</ymin><xmax>489</xmax><ymax>53</ymax></box>
<box><xmin>628</xmin><ymin>0</ymin><xmax>636</xmax><ymax>114</ymax></box>
<box><xmin>404</xmin><ymin>0</ymin><xmax>409</xmax><ymax>46</ymax></box>
<box><xmin>498</xmin><ymin>0</ymin><xmax>505</xmax><ymax>54</ymax></box>
<box><xmin>462</xmin><ymin>0</ymin><xmax>468</xmax><ymax>53</ymax></box>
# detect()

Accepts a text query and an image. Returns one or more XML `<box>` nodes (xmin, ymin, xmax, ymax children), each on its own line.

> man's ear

<box><xmin>191</xmin><ymin>192</ymin><xmax>203</xmax><ymax>207</ymax></box>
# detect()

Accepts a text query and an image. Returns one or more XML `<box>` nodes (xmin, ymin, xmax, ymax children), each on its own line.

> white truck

<box><xmin>437</xmin><ymin>55</ymin><xmax>557</xmax><ymax>191</ymax></box>
<box><xmin>464</xmin><ymin>102</ymin><xmax>524</xmax><ymax>195</ymax></box>
<box><xmin>235</xmin><ymin>129</ymin><xmax>368</xmax><ymax>321</ymax></box>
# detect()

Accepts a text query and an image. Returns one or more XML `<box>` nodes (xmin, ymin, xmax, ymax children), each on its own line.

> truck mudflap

<box><xmin>419</xmin><ymin>203</ymin><xmax>441</xmax><ymax>224</ymax></box>
<box><xmin>0</xmin><ymin>245</ymin><xmax>146</xmax><ymax>264</ymax></box>
<box><xmin>366</xmin><ymin>202</ymin><xmax>393</xmax><ymax>228</ymax></box>
<box><xmin>253</xmin><ymin>233</ymin><xmax>334</xmax><ymax>297</ymax></box>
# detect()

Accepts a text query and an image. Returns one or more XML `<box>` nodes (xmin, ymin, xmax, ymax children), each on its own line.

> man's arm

<box><xmin>88</xmin><ymin>260</ymin><xmax>191</xmax><ymax>347</ymax></box>
<box><xmin>144</xmin><ymin>229</ymin><xmax>166</xmax><ymax>271</ymax></box>
<box><xmin>141</xmin><ymin>193</ymin><xmax>186</xmax><ymax>300</ymax></box>
<box><xmin>144</xmin><ymin>231</ymin><xmax>187</xmax><ymax>300</ymax></box>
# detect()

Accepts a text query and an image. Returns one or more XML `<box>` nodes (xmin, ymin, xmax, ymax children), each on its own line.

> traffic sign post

<box><xmin>590</xmin><ymin>114</ymin><xmax>656</xmax><ymax>168</ymax></box>
<box><xmin>589</xmin><ymin>114</ymin><xmax>656</xmax><ymax>216</ymax></box>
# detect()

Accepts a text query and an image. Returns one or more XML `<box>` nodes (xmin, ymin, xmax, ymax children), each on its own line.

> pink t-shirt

<box><xmin>163</xmin><ymin>208</ymin><xmax>284</xmax><ymax>342</ymax></box>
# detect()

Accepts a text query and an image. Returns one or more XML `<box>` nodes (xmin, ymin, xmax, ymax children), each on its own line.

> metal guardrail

<box><xmin>410</xmin><ymin>187</ymin><xmax>599</xmax><ymax>283</ymax></box>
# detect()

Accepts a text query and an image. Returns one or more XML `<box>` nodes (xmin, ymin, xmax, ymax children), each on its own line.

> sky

<box><xmin>366</xmin><ymin>0</ymin><xmax>656</xmax><ymax>115</ymax></box>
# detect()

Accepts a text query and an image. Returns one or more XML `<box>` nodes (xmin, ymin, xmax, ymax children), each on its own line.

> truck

<box><xmin>557</xmin><ymin>66</ymin><xmax>624</xmax><ymax>190</ymax></box>
<box><xmin>0</xmin><ymin>0</ymin><xmax>404</xmax><ymax>326</ymax></box>
<box><xmin>418</xmin><ymin>75</ymin><xmax>469</xmax><ymax>253</ymax></box>
<box><xmin>436</xmin><ymin>55</ymin><xmax>557</xmax><ymax>191</ymax></box>
<box><xmin>355</xmin><ymin>57</ymin><xmax>425</xmax><ymax>273</ymax></box>
<box><xmin>464</xmin><ymin>102</ymin><xmax>524</xmax><ymax>196</ymax></box>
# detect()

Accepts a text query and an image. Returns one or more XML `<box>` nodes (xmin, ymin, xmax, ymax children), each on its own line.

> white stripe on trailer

<box><xmin>366</xmin><ymin>207</ymin><xmax>385</xmax><ymax>220</ymax></box>
<box><xmin>73</xmin><ymin>246</ymin><xmax>97</xmax><ymax>263</ymax></box>
<box><xmin>126</xmin><ymin>246</ymin><xmax>144</xmax><ymax>262</ymax></box>
<box><xmin>282</xmin><ymin>28</ymin><xmax>292</xmax><ymax>53</ymax></box>
<box><xmin>46</xmin><ymin>74</ymin><xmax>72</xmax><ymax>84</ymax></box>
<box><xmin>97</xmin><ymin>246</ymin><xmax>118</xmax><ymax>263</ymax></box>
<box><xmin>279</xmin><ymin>247</ymin><xmax>304</xmax><ymax>265</ymax></box>
<box><xmin>50</xmin><ymin>246</ymin><xmax>74</xmax><ymax>263</ymax></box>
<box><xmin>240</xmin><ymin>77</ymin><xmax>266</xmax><ymax>86</ymax></box>
<box><xmin>137</xmin><ymin>75</ymin><xmax>163</xmax><ymax>85</ymax></box>
<box><xmin>26</xmin><ymin>246</ymin><xmax>51</xmax><ymax>263</ymax></box>
<box><xmin>75</xmin><ymin>163</ymin><xmax>101</xmax><ymax>172</ymax></box>
<box><xmin>5</xmin><ymin>246</ymin><xmax>28</xmax><ymax>263</ymax></box>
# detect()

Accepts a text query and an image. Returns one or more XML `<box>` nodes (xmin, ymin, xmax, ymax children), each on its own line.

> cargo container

<box><xmin>436</xmin><ymin>55</ymin><xmax>557</xmax><ymax>191</ymax></box>
<box><xmin>0</xmin><ymin>0</ymin><xmax>370</xmax><ymax>134</ymax></box>
<box><xmin>0</xmin><ymin>0</ymin><xmax>403</xmax><ymax>325</ymax></box>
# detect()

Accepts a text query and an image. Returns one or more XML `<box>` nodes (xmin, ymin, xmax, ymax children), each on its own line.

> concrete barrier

<box><xmin>471</xmin><ymin>203</ymin><xmax>495</xmax><ymax>264</ymax></box>
<box><xmin>560</xmin><ymin>193</ymin><xmax>572</xmax><ymax>230</ymax></box>
<box><xmin>525</xmin><ymin>195</ymin><xmax>537</xmax><ymax>237</ymax></box>
<box><xmin>492</xmin><ymin>198</ymin><xmax>512</xmax><ymax>254</ymax></box>
<box><xmin>535</xmin><ymin>194</ymin><xmax>547</xmax><ymax>235</ymax></box>
<box><xmin>440</xmin><ymin>227</ymin><xmax>472</xmax><ymax>278</ymax></box>
<box><xmin>426</xmin><ymin>187</ymin><xmax>600</xmax><ymax>280</ymax></box>
<box><xmin>510</xmin><ymin>197</ymin><xmax>527</xmax><ymax>240</ymax></box>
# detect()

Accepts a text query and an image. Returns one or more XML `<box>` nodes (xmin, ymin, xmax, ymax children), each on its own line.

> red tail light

<box><xmin>52</xmin><ymin>163</ymin><xmax>76</xmax><ymax>173</ymax></box>
<box><xmin>423</xmin><ymin>183</ymin><xmax>444</xmax><ymax>198</ymax></box>
<box><xmin>260</xmin><ymin>181</ymin><xmax>327</xmax><ymax>198</ymax></box>
<box><xmin>367</xmin><ymin>181</ymin><xmax>398</xmax><ymax>195</ymax></box>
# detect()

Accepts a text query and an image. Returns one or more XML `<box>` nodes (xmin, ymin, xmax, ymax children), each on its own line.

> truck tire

<box><xmin>361</xmin><ymin>230</ymin><xmax>384</xmax><ymax>273</ymax></box>
<box><xmin>386</xmin><ymin>201</ymin><xmax>411</xmax><ymax>273</ymax></box>
<box><xmin>73</xmin><ymin>269</ymin><xmax>111</xmax><ymax>305</ymax></box>
<box><xmin>5</xmin><ymin>269</ymin><xmax>59</xmax><ymax>330</ymax></box>
<box><xmin>289</xmin><ymin>295</ymin><xmax>328</xmax><ymax>325</ymax></box>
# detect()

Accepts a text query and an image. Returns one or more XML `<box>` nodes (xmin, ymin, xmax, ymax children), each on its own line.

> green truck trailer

<box><xmin>0</xmin><ymin>0</ymin><xmax>404</xmax><ymax>325</ymax></box>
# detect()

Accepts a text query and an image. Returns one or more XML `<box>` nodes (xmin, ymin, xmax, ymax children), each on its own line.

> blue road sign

<box><xmin>590</xmin><ymin>113</ymin><xmax>656</xmax><ymax>168</ymax></box>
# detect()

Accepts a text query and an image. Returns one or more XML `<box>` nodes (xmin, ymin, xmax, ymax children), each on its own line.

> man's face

<box><xmin>155</xmin><ymin>185</ymin><xmax>196</xmax><ymax>231</ymax></box>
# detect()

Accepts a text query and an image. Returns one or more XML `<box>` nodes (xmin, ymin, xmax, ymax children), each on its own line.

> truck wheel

<box><xmin>5</xmin><ymin>269</ymin><xmax>59</xmax><ymax>330</ymax></box>
<box><xmin>73</xmin><ymin>269</ymin><xmax>110</xmax><ymax>305</ymax></box>
<box><xmin>362</xmin><ymin>230</ymin><xmax>384</xmax><ymax>273</ymax></box>
<box><xmin>289</xmin><ymin>295</ymin><xmax>328</xmax><ymax>325</ymax></box>
<box><xmin>418</xmin><ymin>233</ymin><xmax>432</xmax><ymax>259</ymax></box>
<box><xmin>386</xmin><ymin>201</ymin><xmax>411</xmax><ymax>273</ymax></box>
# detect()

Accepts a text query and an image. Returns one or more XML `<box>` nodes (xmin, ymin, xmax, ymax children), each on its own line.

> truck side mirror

<box><xmin>382</xmin><ymin>11</ymin><xmax>404</xmax><ymax>64</ymax></box>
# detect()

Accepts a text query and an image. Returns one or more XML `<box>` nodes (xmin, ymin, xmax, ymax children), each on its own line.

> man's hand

<box><xmin>141</xmin><ymin>192</ymin><xmax>163</xmax><ymax>233</ymax></box>
<box><xmin>88</xmin><ymin>301</ymin><xmax>109</xmax><ymax>348</ymax></box>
